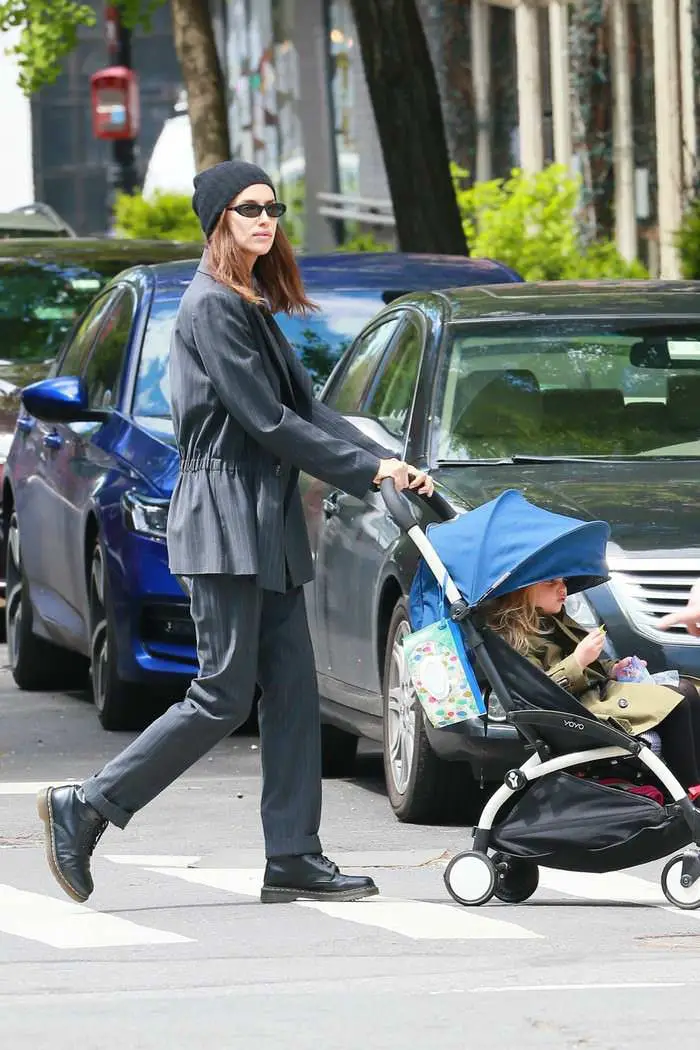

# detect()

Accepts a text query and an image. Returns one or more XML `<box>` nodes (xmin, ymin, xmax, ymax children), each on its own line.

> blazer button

<box><xmin>274</xmin><ymin>464</ymin><xmax>281</xmax><ymax>476</ymax></box>
<box><xmin>618</xmin><ymin>698</ymin><xmax>629</xmax><ymax>709</ymax></box>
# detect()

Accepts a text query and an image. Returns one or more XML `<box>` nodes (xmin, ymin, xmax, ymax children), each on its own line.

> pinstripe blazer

<box><xmin>166</xmin><ymin>255</ymin><xmax>391</xmax><ymax>592</ymax></box>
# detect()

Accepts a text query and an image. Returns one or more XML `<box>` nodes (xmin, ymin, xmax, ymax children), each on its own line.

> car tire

<box><xmin>382</xmin><ymin>598</ymin><xmax>473</xmax><ymax>824</ymax></box>
<box><xmin>5</xmin><ymin>511</ymin><xmax>88</xmax><ymax>691</ymax></box>
<box><xmin>321</xmin><ymin>723</ymin><xmax>359</xmax><ymax>778</ymax></box>
<box><xmin>88</xmin><ymin>538</ymin><xmax>144</xmax><ymax>731</ymax></box>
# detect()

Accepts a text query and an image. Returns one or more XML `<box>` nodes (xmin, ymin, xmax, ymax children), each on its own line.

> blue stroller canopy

<box><xmin>409</xmin><ymin>489</ymin><xmax>610</xmax><ymax>630</ymax></box>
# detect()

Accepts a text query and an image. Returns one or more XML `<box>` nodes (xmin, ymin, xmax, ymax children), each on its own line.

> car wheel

<box><xmin>382</xmin><ymin>598</ymin><xmax>472</xmax><ymax>824</ymax></box>
<box><xmin>321</xmin><ymin>723</ymin><xmax>359</xmax><ymax>777</ymax></box>
<box><xmin>5</xmin><ymin>511</ymin><xmax>88</xmax><ymax>691</ymax></box>
<box><xmin>89</xmin><ymin>539</ymin><xmax>142</xmax><ymax>731</ymax></box>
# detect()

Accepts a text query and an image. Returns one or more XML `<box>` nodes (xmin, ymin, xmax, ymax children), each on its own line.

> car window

<box><xmin>56</xmin><ymin>293</ymin><xmax>119</xmax><ymax>378</ymax></box>
<box><xmin>362</xmin><ymin>320</ymin><xmax>422</xmax><ymax>439</ymax></box>
<box><xmin>81</xmin><ymin>289</ymin><xmax>137</xmax><ymax>411</ymax></box>
<box><xmin>438</xmin><ymin>321</ymin><xmax>700</xmax><ymax>460</ymax></box>
<box><xmin>276</xmin><ymin>291</ymin><xmax>392</xmax><ymax>394</ymax></box>
<box><xmin>325</xmin><ymin>317</ymin><xmax>402</xmax><ymax>414</ymax></box>
<box><xmin>132</xmin><ymin>297</ymin><xmax>180</xmax><ymax>420</ymax></box>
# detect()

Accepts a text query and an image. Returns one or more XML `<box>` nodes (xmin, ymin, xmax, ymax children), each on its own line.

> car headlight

<box><xmin>564</xmin><ymin>590</ymin><xmax>617</xmax><ymax>658</ymax></box>
<box><xmin>564</xmin><ymin>591</ymin><xmax>599</xmax><ymax>629</ymax></box>
<box><xmin>121</xmin><ymin>491</ymin><xmax>170</xmax><ymax>538</ymax></box>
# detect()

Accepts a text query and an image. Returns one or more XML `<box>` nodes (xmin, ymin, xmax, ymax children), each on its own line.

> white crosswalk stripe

<box><xmin>128</xmin><ymin>863</ymin><xmax>542</xmax><ymax>940</ymax></box>
<box><xmin>0</xmin><ymin>883</ymin><xmax>192</xmax><ymax>949</ymax></box>
<box><xmin>538</xmin><ymin>866</ymin><xmax>700</xmax><ymax>919</ymax></box>
<box><xmin>0</xmin><ymin>853</ymin><xmax>693</xmax><ymax>950</ymax></box>
<box><xmin>0</xmin><ymin>781</ymin><xmax>80</xmax><ymax>796</ymax></box>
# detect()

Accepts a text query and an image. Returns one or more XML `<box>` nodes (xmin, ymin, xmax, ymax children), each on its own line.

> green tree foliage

<box><xmin>114</xmin><ymin>190</ymin><xmax>203</xmax><ymax>242</ymax></box>
<box><xmin>335</xmin><ymin>231</ymin><xmax>392</xmax><ymax>253</ymax></box>
<box><xmin>0</xmin><ymin>0</ymin><xmax>162</xmax><ymax>94</ymax></box>
<box><xmin>675</xmin><ymin>199</ymin><xmax>700</xmax><ymax>279</ymax></box>
<box><xmin>452</xmin><ymin>163</ymin><xmax>648</xmax><ymax>280</ymax></box>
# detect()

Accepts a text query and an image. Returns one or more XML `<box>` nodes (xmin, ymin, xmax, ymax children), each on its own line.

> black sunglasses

<box><xmin>227</xmin><ymin>202</ymin><xmax>287</xmax><ymax>219</ymax></box>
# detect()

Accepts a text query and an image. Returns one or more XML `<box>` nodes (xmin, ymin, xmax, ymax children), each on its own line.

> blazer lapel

<box><xmin>265</xmin><ymin>313</ymin><xmax>313</xmax><ymax>405</ymax></box>
<box><xmin>252</xmin><ymin>309</ymin><xmax>299</xmax><ymax>409</ymax></box>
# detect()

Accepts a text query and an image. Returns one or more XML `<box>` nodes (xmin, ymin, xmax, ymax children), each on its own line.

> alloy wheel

<box><xmin>6</xmin><ymin>513</ymin><xmax>23</xmax><ymax>672</ymax></box>
<box><xmin>89</xmin><ymin>547</ymin><xmax>109</xmax><ymax>714</ymax></box>
<box><xmin>386</xmin><ymin>618</ymin><xmax>416</xmax><ymax>795</ymax></box>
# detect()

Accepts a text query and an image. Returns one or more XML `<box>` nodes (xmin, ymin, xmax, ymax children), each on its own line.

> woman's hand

<box><xmin>407</xmin><ymin>464</ymin><xmax>434</xmax><ymax>497</ymax></box>
<box><xmin>374</xmin><ymin>459</ymin><xmax>433</xmax><ymax>496</ymax></box>
<box><xmin>573</xmin><ymin>628</ymin><xmax>606</xmax><ymax>669</ymax></box>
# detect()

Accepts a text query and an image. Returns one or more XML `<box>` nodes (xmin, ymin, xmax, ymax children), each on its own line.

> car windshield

<box><xmin>132</xmin><ymin>289</ymin><xmax>390</xmax><ymax>424</ymax></box>
<box><xmin>437</xmin><ymin>320</ymin><xmax>700</xmax><ymax>461</ymax></box>
<box><xmin>0</xmin><ymin>262</ymin><xmax>104</xmax><ymax>364</ymax></box>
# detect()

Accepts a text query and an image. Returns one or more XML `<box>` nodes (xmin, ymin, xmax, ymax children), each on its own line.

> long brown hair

<box><xmin>485</xmin><ymin>586</ymin><xmax>552</xmax><ymax>655</ymax></box>
<box><xmin>207</xmin><ymin>213</ymin><xmax>316</xmax><ymax>315</ymax></box>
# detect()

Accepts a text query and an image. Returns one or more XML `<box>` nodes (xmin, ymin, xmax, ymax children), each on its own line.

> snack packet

<box><xmin>614</xmin><ymin>655</ymin><xmax>651</xmax><ymax>683</ymax></box>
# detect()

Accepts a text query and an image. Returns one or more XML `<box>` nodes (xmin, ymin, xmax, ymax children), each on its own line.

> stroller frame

<box><xmin>381</xmin><ymin>481</ymin><xmax>700</xmax><ymax>909</ymax></box>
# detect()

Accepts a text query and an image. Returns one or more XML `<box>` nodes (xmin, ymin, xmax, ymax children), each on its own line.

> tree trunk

<box><xmin>348</xmin><ymin>0</ymin><xmax>468</xmax><ymax>254</ymax></box>
<box><xmin>170</xmin><ymin>0</ymin><xmax>230</xmax><ymax>171</ymax></box>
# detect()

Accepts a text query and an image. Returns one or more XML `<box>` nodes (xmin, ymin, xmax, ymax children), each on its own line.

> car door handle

<box><xmin>322</xmin><ymin>491</ymin><xmax>341</xmax><ymax>517</ymax></box>
<box><xmin>43</xmin><ymin>431</ymin><xmax>63</xmax><ymax>450</ymax></box>
<box><xmin>17</xmin><ymin>416</ymin><xmax>33</xmax><ymax>433</ymax></box>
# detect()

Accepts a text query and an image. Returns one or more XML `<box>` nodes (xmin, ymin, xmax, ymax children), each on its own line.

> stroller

<box><xmin>381</xmin><ymin>481</ymin><xmax>700</xmax><ymax>910</ymax></box>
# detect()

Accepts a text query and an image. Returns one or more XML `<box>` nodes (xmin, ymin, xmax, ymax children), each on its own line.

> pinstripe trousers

<box><xmin>81</xmin><ymin>575</ymin><xmax>322</xmax><ymax>857</ymax></box>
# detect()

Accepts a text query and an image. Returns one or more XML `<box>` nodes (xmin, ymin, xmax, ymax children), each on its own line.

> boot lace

<box><xmin>317</xmin><ymin>854</ymin><xmax>339</xmax><ymax>875</ymax></box>
<box><xmin>78</xmin><ymin>817</ymin><xmax>108</xmax><ymax>856</ymax></box>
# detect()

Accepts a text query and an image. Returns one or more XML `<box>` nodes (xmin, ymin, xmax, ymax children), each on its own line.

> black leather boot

<box><xmin>37</xmin><ymin>785</ymin><xmax>108</xmax><ymax>903</ymax></box>
<box><xmin>261</xmin><ymin>853</ymin><xmax>379</xmax><ymax>903</ymax></box>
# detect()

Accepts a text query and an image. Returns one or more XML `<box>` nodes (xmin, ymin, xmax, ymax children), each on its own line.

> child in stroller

<box><xmin>483</xmin><ymin>576</ymin><xmax>700</xmax><ymax>788</ymax></box>
<box><xmin>386</xmin><ymin>483</ymin><xmax>700</xmax><ymax>910</ymax></box>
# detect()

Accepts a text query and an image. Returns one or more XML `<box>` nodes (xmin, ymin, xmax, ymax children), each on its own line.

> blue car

<box><xmin>5</xmin><ymin>253</ymin><xmax>522</xmax><ymax>730</ymax></box>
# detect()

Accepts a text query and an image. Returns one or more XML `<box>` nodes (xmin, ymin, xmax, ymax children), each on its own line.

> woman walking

<box><xmin>38</xmin><ymin>160</ymin><xmax>432</xmax><ymax>905</ymax></box>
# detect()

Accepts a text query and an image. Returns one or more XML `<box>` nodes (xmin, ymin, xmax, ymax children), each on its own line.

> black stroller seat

<box><xmin>480</xmin><ymin>627</ymin><xmax>641</xmax><ymax>758</ymax></box>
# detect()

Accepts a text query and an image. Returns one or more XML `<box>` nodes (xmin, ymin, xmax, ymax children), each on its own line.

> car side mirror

<box><xmin>21</xmin><ymin>376</ymin><xmax>109</xmax><ymax>424</ymax></box>
<box><xmin>343</xmin><ymin>413</ymin><xmax>403</xmax><ymax>455</ymax></box>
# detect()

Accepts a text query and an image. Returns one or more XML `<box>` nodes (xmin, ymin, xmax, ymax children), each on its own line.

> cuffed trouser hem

<box><xmin>265</xmin><ymin>833</ymin><xmax>322</xmax><ymax>859</ymax></box>
<box><xmin>82</xmin><ymin>778</ymin><xmax>132</xmax><ymax>830</ymax></box>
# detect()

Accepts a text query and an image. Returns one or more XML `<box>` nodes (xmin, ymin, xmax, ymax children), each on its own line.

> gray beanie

<box><xmin>192</xmin><ymin>160</ymin><xmax>276</xmax><ymax>238</ymax></box>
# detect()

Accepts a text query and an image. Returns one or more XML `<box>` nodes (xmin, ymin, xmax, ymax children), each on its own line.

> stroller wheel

<box><xmin>661</xmin><ymin>854</ymin><xmax>700</xmax><ymax>910</ymax></box>
<box><xmin>491</xmin><ymin>853</ymin><xmax>539</xmax><ymax>904</ymax></box>
<box><xmin>444</xmin><ymin>850</ymin><xmax>496</xmax><ymax>906</ymax></box>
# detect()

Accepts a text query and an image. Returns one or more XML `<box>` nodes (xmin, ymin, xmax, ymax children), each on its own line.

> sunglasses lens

<box><xmin>236</xmin><ymin>204</ymin><xmax>263</xmax><ymax>218</ymax></box>
<box><xmin>232</xmin><ymin>202</ymin><xmax>286</xmax><ymax>218</ymax></box>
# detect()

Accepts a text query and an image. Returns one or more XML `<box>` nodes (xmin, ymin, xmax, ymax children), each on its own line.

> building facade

<box><xmin>216</xmin><ymin>0</ymin><xmax>392</xmax><ymax>251</ymax></box>
<box><xmin>217</xmin><ymin>0</ymin><xmax>697</xmax><ymax>275</ymax></box>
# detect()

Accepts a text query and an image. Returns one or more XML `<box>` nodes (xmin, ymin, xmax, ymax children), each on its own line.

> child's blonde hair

<box><xmin>485</xmin><ymin>585</ymin><xmax>551</xmax><ymax>654</ymax></box>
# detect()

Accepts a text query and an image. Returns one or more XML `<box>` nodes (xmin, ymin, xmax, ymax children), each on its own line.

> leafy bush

<box><xmin>452</xmin><ymin>163</ymin><xmax>647</xmax><ymax>280</ymax></box>
<box><xmin>114</xmin><ymin>191</ymin><xmax>204</xmax><ymax>242</ymax></box>
<box><xmin>335</xmin><ymin>230</ymin><xmax>393</xmax><ymax>253</ymax></box>
<box><xmin>675</xmin><ymin>199</ymin><xmax>700</xmax><ymax>278</ymax></box>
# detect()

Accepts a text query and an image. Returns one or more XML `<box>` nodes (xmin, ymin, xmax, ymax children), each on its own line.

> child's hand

<box><xmin>610</xmin><ymin>656</ymin><xmax>646</xmax><ymax>679</ymax></box>
<box><xmin>573</xmin><ymin>628</ymin><xmax>606</xmax><ymax>669</ymax></box>
<box><xmin>610</xmin><ymin>657</ymin><xmax>633</xmax><ymax>679</ymax></box>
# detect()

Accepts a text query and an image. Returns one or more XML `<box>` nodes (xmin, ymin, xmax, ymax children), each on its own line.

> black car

<box><xmin>301</xmin><ymin>280</ymin><xmax>700</xmax><ymax>823</ymax></box>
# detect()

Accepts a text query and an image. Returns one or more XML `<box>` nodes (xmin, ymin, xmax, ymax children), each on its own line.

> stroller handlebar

<box><xmin>379</xmin><ymin>478</ymin><xmax>455</xmax><ymax>531</ymax></box>
<box><xmin>379</xmin><ymin>478</ymin><xmax>418</xmax><ymax>531</ymax></box>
